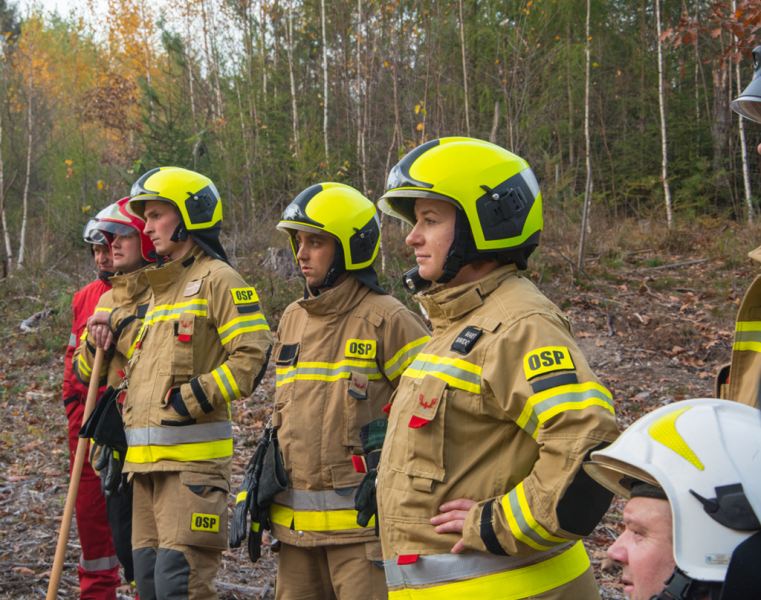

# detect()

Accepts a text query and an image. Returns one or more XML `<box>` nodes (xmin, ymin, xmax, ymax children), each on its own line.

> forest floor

<box><xmin>0</xmin><ymin>236</ymin><xmax>748</xmax><ymax>599</ymax></box>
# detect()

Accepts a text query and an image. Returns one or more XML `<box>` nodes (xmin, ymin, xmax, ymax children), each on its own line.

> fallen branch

<box><xmin>20</xmin><ymin>307</ymin><xmax>52</xmax><ymax>332</ymax></box>
<box><xmin>634</xmin><ymin>259</ymin><xmax>709</xmax><ymax>272</ymax></box>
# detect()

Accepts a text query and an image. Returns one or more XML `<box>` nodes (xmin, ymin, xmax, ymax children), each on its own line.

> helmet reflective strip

<box><xmin>648</xmin><ymin>406</ymin><xmax>704</xmax><ymax>470</ymax></box>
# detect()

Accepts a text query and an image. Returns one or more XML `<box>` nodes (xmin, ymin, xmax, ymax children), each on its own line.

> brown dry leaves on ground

<box><xmin>0</xmin><ymin>241</ymin><xmax>747</xmax><ymax>599</ymax></box>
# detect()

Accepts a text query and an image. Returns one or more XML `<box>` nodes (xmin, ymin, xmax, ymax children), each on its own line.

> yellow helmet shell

<box><xmin>277</xmin><ymin>183</ymin><xmax>380</xmax><ymax>270</ymax></box>
<box><xmin>128</xmin><ymin>167</ymin><xmax>223</xmax><ymax>231</ymax></box>
<box><xmin>378</xmin><ymin>138</ymin><xmax>542</xmax><ymax>252</ymax></box>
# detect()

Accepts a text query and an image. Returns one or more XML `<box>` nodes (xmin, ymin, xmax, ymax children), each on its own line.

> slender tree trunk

<box><xmin>458</xmin><ymin>0</ymin><xmax>470</xmax><ymax>136</ymax></box>
<box><xmin>0</xmin><ymin>108</ymin><xmax>11</xmax><ymax>271</ymax></box>
<box><xmin>489</xmin><ymin>100</ymin><xmax>500</xmax><ymax>144</ymax></box>
<box><xmin>185</xmin><ymin>0</ymin><xmax>197</xmax><ymax>127</ymax></box>
<box><xmin>321</xmin><ymin>0</ymin><xmax>329</xmax><ymax>167</ymax></box>
<box><xmin>356</xmin><ymin>0</ymin><xmax>363</xmax><ymax>183</ymax></box>
<box><xmin>566</xmin><ymin>23</ymin><xmax>574</xmax><ymax>185</ymax></box>
<box><xmin>732</xmin><ymin>0</ymin><xmax>753</xmax><ymax>222</ymax></box>
<box><xmin>578</xmin><ymin>0</ymin><xmax>592</xmax><ymax>268</ymax></box>
<box><xmin>655</xmin><ymin>0</ymin><xmax>673</xmax><ymax>228</ymax></box>
<box><xmin>286</xmin><ymin>1</ymin><xmax>300</xmax><ymax>151</ymax></box>
<box><xmin>17</xmin><ymin>63</ymin><xmax>32</xmax><ymax>269</ymax></box>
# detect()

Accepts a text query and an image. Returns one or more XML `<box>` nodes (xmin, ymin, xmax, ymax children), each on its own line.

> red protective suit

<box><xmin>63</xmin><ymin>275</ymin><xmax>121</xmax><ymax>600</ymax></box>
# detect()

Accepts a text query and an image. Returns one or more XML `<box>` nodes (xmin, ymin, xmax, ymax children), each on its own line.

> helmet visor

<box><xmin>83</xmin><ymin>219</ymin><xmax>107</xmax><ymax>245</ymax></box>
<box><xmin>95</xmin><ymin>220</ymin><xmax>137</xmax><ymax>238</ymax></box>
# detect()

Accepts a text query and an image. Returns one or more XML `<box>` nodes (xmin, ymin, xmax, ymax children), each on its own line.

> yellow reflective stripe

<box><xmin>94</xmin><ymin>307</ymin><xmax>113</xmax><ymax>314</ymax></box>
<box><xmin>517</xmin><ymin>382</ymin><xmax>613</xmax><ymax>439</ymax></box>
<box><xmin>276</xmin><ymin>359</ymin><xmax>381</xmax><ymax>387</ymax></box>
<box><xmin>515</xmin><ymin>483</ymin><xmax>568</xmax><ymax>545</ymax></box>
<box><xmin>252</xmin><ymin>521</ymin><xmax>261</xmax><ymax>532</ymax></box>
<box><xmin>270</xmin><ymin>504</ymin><xmax>375</xmax><ymax>531</ymax></box>
<box><xmin>236</xmin><ymin>491</ymin><xmax>247</xmax><ymax>504</ymax></box>
<box><xmin>212</xmin><ymin>365</ymin><xmax>241</xmax><ymax>403</ymax></box>
<box><xmin>736</xmin><ymin>321</ymin><xmax>761</xmax><ymax>331</ymax></box>
<box><xmin>401</xmin><ymin>353</ymin><xmax>482</xmax><ymax>394</ymax></box>
<box><xmin>501</xmin><ymin>488</ymin><xmax>554</xmax><ymax>551</ymax></box>
<box><xmin>218</xmin><ymin>314</ymin><xmax>270</xmax><ymax>345</ymax></box>
<box><xmin>733</xmin><ymin>341</ymin><xmax>761</xmax><ymax>352</ymax></box>
<box><xmin>80</xmin><ymin>329</ymin><xmax>88</xmax><ymax>341</ymax></box>
<box><xmin>648</xmin><ymin>406</ymin><xmax>704</xmax><ymax>470</ymax></box>
<box><xmin>387</xmin><ymin>541</ymin><xmax>589</xmax><ymax>600</ymax></box>
<box><xmin>384</xmin><ymin>336</ymin><xmax>431</xmax><ymax>380</ymax></box>
<box><xmin>125</xmin><ymin>438</ymin><xmax>233</xmax><ymax>464</ymax></box>
<box><xmin>126</xmin><ymin>325</ymin><xmax>145</xmax><ymax>360</ymax></box>
<box><xmin>78</xmin><ymin>357</ymin><xmax>92</xmax><ymax>377</ymax></box>
<box><xmin>144</xmin><ymin>300</ymin><xmax>208</xmax><ymax>326</ymax></box>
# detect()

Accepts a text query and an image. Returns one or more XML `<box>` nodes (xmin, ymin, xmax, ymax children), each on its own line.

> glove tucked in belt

<box><xmin>354</xmin><ymin>418</ymin><xmax>388</xmax><ymax>530</ymax></box>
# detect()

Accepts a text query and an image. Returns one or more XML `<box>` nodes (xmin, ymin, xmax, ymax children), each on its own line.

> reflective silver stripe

<box><xmin>735</xmin><ymin>329</ymin><xmax>761</xmax><ymax>344</ymax></box>
<box><xmin>383</xmin><ymin>336</ymin><xmax>430</xmax><ymax>379</ymax></box>
<box><xmin>125</xmin><ymin>421</ymin><xmax>232</xmax><ymax>446</ymax></box>
<box><xmin>80</xmin><ymin>554</ymin><xmax>120</xmax><ymax>572</ymax></box>
<box><xmin>404</xmin><ymin>356</ymin><xmax>481</xmax><ymax>388</ymax></box>
<box><xmin>69</xmin><ymin>332</ymin><xmax>78</xmax><ymax>347</ymax></box>
<box><xmin>273</xmin><ymin>487</ymin><xmax>357</xmax><ymax>511</ymax></box>
<box><xmin>522</xmin><ymin>385</ymin><xmax>613</xmax><ymax>438</ymax></box>
<box><xmin>276</xmin><ymin>362</ymin><xmax>380</xmax><ymax>385</ymax></box>
<box><xmin>383</xmin><ymin>544</ymin><xmax>571</xmax><ymax>588</ymax></box>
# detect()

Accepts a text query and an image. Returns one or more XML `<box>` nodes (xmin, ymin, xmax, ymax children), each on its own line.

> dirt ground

<box><xmin>0</xmin><ymin>248</ymin><xmax>742</xmax><ymax>599</ymax></box>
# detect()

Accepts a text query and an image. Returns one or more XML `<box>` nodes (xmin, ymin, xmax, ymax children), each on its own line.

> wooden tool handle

<box><xmin>46</xmin><ymin>347</ymin><xmax>105</xmax><ymax>600</ymax></box>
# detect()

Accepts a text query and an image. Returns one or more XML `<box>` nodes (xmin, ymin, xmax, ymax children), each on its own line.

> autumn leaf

<box><xmin>97</xmin><ymin>180</ymin><xmax>105</xmax><ymax>190</ymax></box>
<box><xmin>711</xmin><ymin>28</ymin><xmax>723</xmax><ymax>38</ymax></box>
<box><xmin>414</xmin><ymin>104</ymin><xmax>420</xmax><ymax>114</ymax></box>
<box><xmin>64</xmin><ymin>159</ymin><xmax>73</xmax><ymax>166</ymax></box>
<box><xmin>416</xmin><ymin>123</ymin><xmax>424</xmax><ymax>131</ymax></box>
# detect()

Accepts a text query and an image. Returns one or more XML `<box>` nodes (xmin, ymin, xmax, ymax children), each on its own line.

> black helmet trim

<box><xmin>689</xmin><ymin>484</ymin><xmax>761</xmax><ymax>532</ymax></box>
<box><xmin>131</xmin><ymin>167</ymin><xmax>162</xmax><ymax>198</ymax></box>
<box><xmin>282</xmin><ymin>185</ymin><xmax>326</xmax><ymax>229</ymax></box>
<box><xmin>385</xmin><ymin>140</ymin><xmax>439</xmax><ymax>193</ymax></box>
<box><xmin>349</xmin><ymin>215</ymin><xmax>380</xmax><ymax>266</ymax></box>
<box><xmin>476</xmin><ymin>170</ymin><xmax>538</xmax><ymax>242</ymax></box>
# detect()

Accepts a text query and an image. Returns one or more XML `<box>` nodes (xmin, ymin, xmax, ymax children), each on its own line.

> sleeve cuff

<box><xmin>182</xmin><ymin>378</ymin><xmax>215</xmax><ymax>419</ymax></box>
<box><xmin>461</xmin><ymin>501</ymin><xmax>490</xmax><ymax>553</ymax></box>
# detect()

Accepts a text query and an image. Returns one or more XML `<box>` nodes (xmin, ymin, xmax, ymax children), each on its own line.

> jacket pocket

<box><xmin>175</xmin><ymin>471</ymin><xmax>229</xmax><ymax>550</ymax></box>
<box><xmin>343</xmin><ymin>372</ymin><xmax>373</xmax><ymax>448</ymax></box>
<box><xmin>171</xmin><ymin>312</ymin><xmax>195</xmax><ymax>377</ymax></box>
<box><xmin>403</xmin><ymin>375</ymin><xmax>447</xmax><ymax>486</ymax></box>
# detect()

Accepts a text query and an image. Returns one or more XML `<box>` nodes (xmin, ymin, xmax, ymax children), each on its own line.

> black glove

<box><xmin>355</xmin><ymin>450</ymin><xmax>381</xmax><ymax>528</ymax></box>
<box><xmin>229</xmin><ymin>431</ymin><xmax>270</xmax><ymax>551</ymax></box>
<box><xmin>94</xmin><ymin>445</ymin><xmax>124</xmax><ymax>498</ymax></box>
<box><xmin>168</xmin><ymin>388</ymin><xmax>190</xmax><ymax>416</ymax></box>
<box><xmin>247</xmin><ymin>512</ymin><xmax>265</xmax><ymax>562</ymax></box>
<box><xmin>360</xmin><ymin>419</ymin><xmax>388</xmax><ymax>454</ymax></box>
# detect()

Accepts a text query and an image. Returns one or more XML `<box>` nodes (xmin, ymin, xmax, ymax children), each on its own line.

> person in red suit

<box><xmin>62</xmin><ymin>212</ymin><xmax>120</xmax><ymax>599</ymax></box>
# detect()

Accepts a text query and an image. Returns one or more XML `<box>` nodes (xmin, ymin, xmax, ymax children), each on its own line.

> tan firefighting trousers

<box><xmin>132</xmin><ymin>472</ymin><xmax>228</xmax><ymax>600</ymax></box>
<box><xmin>275</xmin><ymin>541</ymin><xmax>388</xmax><ymax>600</ymax></box>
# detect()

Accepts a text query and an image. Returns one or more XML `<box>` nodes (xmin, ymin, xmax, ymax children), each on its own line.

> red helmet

<box><xmin>94</xmin><ymin>197</ymin><xmax>156</xmax><ymax>262</ymax></box>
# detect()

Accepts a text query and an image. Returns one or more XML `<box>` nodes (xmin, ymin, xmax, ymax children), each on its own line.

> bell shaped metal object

<box><xmin>732</xmin><ymin>46</ymin><xmax>761</xmax><ymax>123</ymax></box>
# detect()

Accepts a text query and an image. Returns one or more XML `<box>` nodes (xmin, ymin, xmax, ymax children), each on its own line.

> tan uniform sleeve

<box><xmin>73</xmin><ymin>299</ymin><xmax>114</xmax><ymax>387</ymax></box>
<box><xmin>111</xmin><ymin>306</ymin><xmax>146</xmax><ymax>361</ymax></box>
<box><xmin>461</xmin><ymin>312</ymin><xmax>620</xmax><ymax>557</ymax></box>
<box><xmin>179</xmin><ymin>269</ymin><xmax>273</xmax><ymax>419</ymax></box>
<box><xmin>379</xmin><ymin>308</ymin><xmax>431</xmax><ymax>389</ymax></box>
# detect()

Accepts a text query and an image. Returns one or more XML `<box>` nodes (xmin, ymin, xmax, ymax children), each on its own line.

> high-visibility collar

<box><xmin>297</xmin><ymin>273</ymin><xmax>372</xmax><ymax>317</ymax></box>
<box><xmin>417</xmin><ymin>264</ymin><xmax>517</xmax><ymax>330</ymax></box>
<box><xmin>110</xmin><ymin>266</ymin><xmax>151</xmax><ymax>305</ymax></box>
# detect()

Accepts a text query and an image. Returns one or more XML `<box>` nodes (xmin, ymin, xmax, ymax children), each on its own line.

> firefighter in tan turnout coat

<box><xmin>87</xmin><ymin>167</ymin><xmax>272</xmax><ymax>600</ymax></box>
<box><xmin>270</xmin><ymin>183</ymin><xmax>431</xmax><ymax>600</ymax></box>
<box><xmin>374</xmin><ymin>138</ymin><xmax>621</xmax><ymax>599</ymax></box>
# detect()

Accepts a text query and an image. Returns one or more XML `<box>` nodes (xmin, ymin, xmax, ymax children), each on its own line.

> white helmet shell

<box><xmin>584</xmin><ymin>399</ymin><xmax>761</xmax><ymax>582</ymax></box>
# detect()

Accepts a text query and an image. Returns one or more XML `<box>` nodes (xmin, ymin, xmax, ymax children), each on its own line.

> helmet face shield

<box><xmin>83</xmin><ymin>218</ymin><xmax>107</xmax><ymax>245</ymax></box>
<box><xmin>731</xmin><ymin>45</ymin><xmax>761</xmax><ymax>123</ymax></box>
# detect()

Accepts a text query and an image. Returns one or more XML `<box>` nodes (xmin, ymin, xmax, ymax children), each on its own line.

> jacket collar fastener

<box><xmin>146</xmin><ymin>245</ymin><xmax>208</xmax><ymax>295</ymax></box>
<box><xmin>298</xmin><ymin>274</ymin><xmax>371</xmax><ymax>317</ymax></box>
<box><xmin>418</xmin><ymin>264</ymin><xmax>518</xmax><ymax>330</ymax></box>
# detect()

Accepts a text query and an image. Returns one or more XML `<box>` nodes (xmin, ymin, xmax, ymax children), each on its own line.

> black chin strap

<box><xmin>321</xmin><ymin>242</ymin><xmax>346</xmax><ymax>288</ymax></box>
<box><xmin>98</xmin><ymin>270</ymin><xmax>114</xmax><ymax>284</ymax></box>
<box><xmin>649</xmin><ymin>567</ymin><xmax>721</xmax><ymax>600</ymax></box>
<box><xmin>170</xmin><ymin>222</ymin><xmax>188</xmax><ymax>242</ymax></box>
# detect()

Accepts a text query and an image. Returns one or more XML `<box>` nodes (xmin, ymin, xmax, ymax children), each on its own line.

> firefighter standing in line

<box><xmin>267</xmin><ymin>183</ymin><xmax>431</xmax><ymax>600</ymax></box>
<box><xmin>74</xmin><ymin>197</ymin><xmax>157</xmax><ymax>590</ymax></box>
<box><xmin>373</xmin><ymin>138</ymin><xmax>621</xmax><ymax>599</ymax></box>
<box><xmin>716</xmin><ymin>45</ymin><xmax>761</xmax><ymax>408</ymax></box>
<box><xmin>63</xmin><ymin>209</ymin><xmax>120</xmax><ymax>599</ymax></box>
<box><xmin>86</xmin><ymin>167</ymin><xmax>273</xmax><ymax>600</ymax></box>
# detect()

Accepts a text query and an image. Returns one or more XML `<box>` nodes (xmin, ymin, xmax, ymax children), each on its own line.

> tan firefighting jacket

<box><xmin>110</xmin><ymin>245</ymin><xmax>273</xmax><ymax>484</ymax></box>
<box><xmin>270</xmin><ymin>274</ymin><xmax>431</xmax><ymax>548</ymax></box>
<box><xmin>715</xmin><ymin>245</ymin><xmax>761</xmax><ymax>408</ymax></box>
<box><xmin>74</xmin><ymin>267</ymin><xmax>152</xmax><ymax>390</ymax></box>
<box><xmin>376</xmin><ymin>264</ymin><xmax>620</xmax><ymax>598</ymax></box>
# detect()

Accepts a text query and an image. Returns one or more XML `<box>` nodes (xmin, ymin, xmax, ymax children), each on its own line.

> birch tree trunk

<box><xmin>287</xmin><ymin>1</ymin><xmax>300</xmax><ymax>151</ymax></box>
<box><xmin>489</xmin><ymin>101</ymin><xmax>500</xmax><ymax>144</ymax></box>
<box><xmin>17</xmin><ymin>62</ymin><xmax>32</xmax><ymax>269</ymax></box>
<box><xmin>356</xmin><ymin>0</ymin><xmax>365</xmax><ymax>189</ymax></box>
<box><xmin>578</xmin><ymin>0</ymin><xmax>592</xmax><ymax>269</ymax></box>
<box><xmin>733</xmin><ymin>0</ymin><xmax>753</xmax><ymax>223</ymax></box>
<box><xmin>321</xmin><ymin>0</ymin><xmax>329</xmax><ymax>168</ymax></box>
<box><xmin>655</xmin><ymin>0</ymin><xmax>673</xmax><ymax>228</ymax></box>
<box><xmin>0</xmin><ymin>108</ymin><xmax>11</xmax><ymax>271</ymax></box>
<box><xmin>458</xmin><ymin>0</ymin><xmax>470</xmax><ymax>136</ymax></box>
